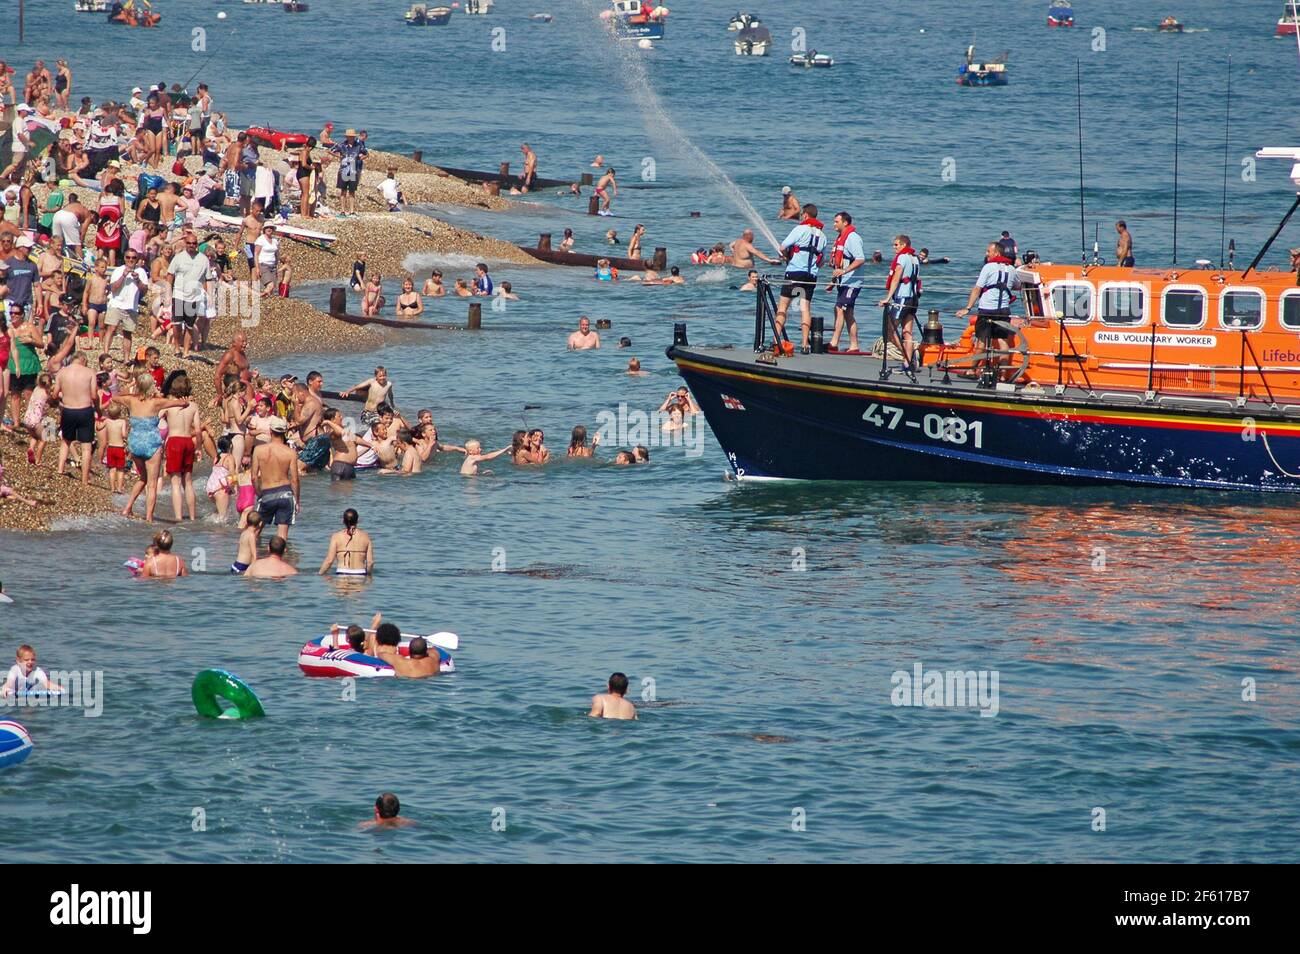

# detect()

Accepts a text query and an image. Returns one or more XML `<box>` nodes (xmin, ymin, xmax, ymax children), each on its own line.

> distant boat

<box><xmin>530</xmin><ymin>13</ymin><xmax>553</xmax><ymax>23</ymax></box>
<box><xmin>74</xmin><ymin>0</ymin><xmax>111</xmax><ymax>12</ymax></box>
<box><xmin>1047</xmin><ymin>2</ymin><xmax>1074</xmax><ymax>27</ymax></box>
<box><xmin>735</xmin><ymin>25</ymin><xmax>771</xmax><ymax>55</ymax></box>
<box><xmin>789</xmin><ymin>50</ymin><xmax>834</xmax><ymax>68</ymax></box>
<box><xmin>728</xmin><ymin>12</ymin><xmax>762</xmax><ymax>31</ymax></box>
<box><xmin>107</xmin><ymin>0</ymin><xmax>160</xmax><ymax>26</ymax></box>
<box><xmin>463</xmin><ymin>0</ymin><xmax>493</xmax><ymax>13</ymax></box>
<box><xmin>1277</xmin><ymin>2</ymin><xmax>1300</xmax><ymax>35</ymax></box>
<box><xmin>956</xmin><ymin>44</ymin><xmax>1008</xmax><ymax>86</ymax></box>
<box><xmin>406</xmin><ymin>3</ymin><xmax>451</xmax><ymax>24</ymax></box>
<box><xmin>283</xmin><ymin>1</ymin><xmax>308</xmax><ymax>11</ymax></box>
<box><xmin>603</xmin><ymin>0</ymin><xmax>668</xmax><ymax>41</ymax></box>
<box><xmin>1157</xmin><ymin>15</ymin><xmax>1184</xmax><ymax>32</ymax></box>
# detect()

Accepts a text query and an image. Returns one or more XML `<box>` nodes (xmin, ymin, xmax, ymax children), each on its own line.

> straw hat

<box><xmin>344</xmin><ymin>128</ymin><xmax>357</xmax><ymax>138</ymax></box>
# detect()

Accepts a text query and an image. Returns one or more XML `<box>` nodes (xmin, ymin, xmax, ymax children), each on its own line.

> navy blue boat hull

<box><xmin>670</xmin><ymin>348</ymin><xmax>1300</xmax><ymax>492</ymax></box>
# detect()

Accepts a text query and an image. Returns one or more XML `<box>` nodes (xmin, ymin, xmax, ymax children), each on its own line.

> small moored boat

<box><xmin>406</xmin><ymin>3</ymin><xmax>451</xmax><ymax>25</ymax></box>
<box><xmin>1157</xmin><ymin>15</ymin><xmax>1184</xmax><ymax>32</ymax></box>
<box><xmin>728</xmin><ymin>12</ymin><xmax>762</xmax><ymax>31</ymax></box>
<box><xmin>956</xmin><ymin>45</ymin><xmax>1008</xmax><ymax>86</ymax></box>
<box><xmin>1047</xmin><ymin>2</ymin><xmax>1074</xmax><ymax>27</ymax></box>
<box><xmin>604</xmin><ymin>0</ymin><xmax>668</xmax><ymax>41</ymax></box>
<box><xmin>789</xmin><ymin>50</ymin><xmax>834</xmax><ymax>68</ymax></box>
<box><xmin>463</xmin><ymin>0</ymin><xmax>493</xmax><ymax>12</ymax></box>
<box><xmin>1276</xmin><ymin>3</ymin><xmax>1299</xmax><ymax>35</ymax></box>
<box><xmin>735</xmin><ymin>25</ymin><xmax>771</xmax><ymax>56</ymax></box>
<box><xmin>283</xmin><ymin>1</ymin><xmax>308</xmax><ymax>11</ymax></box>
<box><xmin>107</xmin><ymin>0</ymin><xmax>160</xmax><ymax>26</ymax></box>
<box><xmin>74</xmin><ymin>0</ymin><xmax>111</xmax><ymax>12</ymax></box>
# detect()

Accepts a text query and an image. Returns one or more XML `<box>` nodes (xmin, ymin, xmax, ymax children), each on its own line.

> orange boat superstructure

<box><xmin>935</xmin><ymin>263</ymin><xmax>1300</xmax><ymax>404</ymax></box>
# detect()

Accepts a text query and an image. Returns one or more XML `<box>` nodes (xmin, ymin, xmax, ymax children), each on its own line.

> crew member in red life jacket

<box><xmin>774</xmin><ymin>204</ymin><xmax>826</xmax><ymax>354</ymax></box>
<box><xmin>877</xmin><ymin>234</ymin><xmax>922</xmax><ymax>372</ymax></box>
<box><xmin>956</xmin><ymin>241</ymin><xmax>1023</xmax><ymax>381</ymax></box>
<box><xmin>826</xmin><ymin>211</ymin><xmax>866</xmax><ymax>352</ymax></box>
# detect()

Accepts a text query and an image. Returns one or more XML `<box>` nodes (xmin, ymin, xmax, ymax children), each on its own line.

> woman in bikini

<box><xmin>395</xmin><ymin>277</ymin><xmax>423</xmax><ymax>318</ymax></box>
<box><xmin>221</xmin><ymin>377</ymin><xmax>253</xmax><ymax>472</ymax></box>
<box><xmin>138</xmin><ymin>530</ymin><xmax>188</xmax><ymax>579</ymax></box>
<box><xmin>296</xmin><ymin>138</ymin><xmax>317</xmax><ymax>218</ymax></box>
<box><xmin>318</xmin><ymin>508</ymin><xmax>374</xmax><ymax>576</ymax></box>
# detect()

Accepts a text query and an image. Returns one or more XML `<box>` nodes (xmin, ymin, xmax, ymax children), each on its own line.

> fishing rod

<box><xmin>182</xmin><ymin>26</ymin><xmax>239</xmax><ymax>91</ymax></box>
<box><xmin>1220</xmin><ymin>57</ymin><xmax>1232</xmax><ymax>268</ymax></box>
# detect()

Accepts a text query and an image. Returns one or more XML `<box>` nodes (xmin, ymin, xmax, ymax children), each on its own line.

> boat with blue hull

<box><xmin>607</xmin><ymin>0</ymin><xmax>667</xmax><ymax>40</ymax></box>
<box><xmin>1047</xmin><ymin>2</ymin><xmax>1075</xmax><ymax>27</ymax></box>
<box><xmin>668</xmin><ymin>147</ymin><xmax>1300</xmax><ymax>492</ymax></box>
<box><xmin>957</xmin><ymin>45</ymin><xmax>1008</xmax><ymax>86</ymax></box>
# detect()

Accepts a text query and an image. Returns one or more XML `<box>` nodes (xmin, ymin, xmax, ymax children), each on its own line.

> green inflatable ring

<box><xmin>192</xmin><ymin>669</ymin><xmax>265</xmax><ymax>720</ymax></box>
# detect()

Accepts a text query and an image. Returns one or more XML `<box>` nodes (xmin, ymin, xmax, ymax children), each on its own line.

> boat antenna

<box><xmin>1293</xmin><ymin>0</ymin><xmax>1300</xmax><ymax>71</ymax></box>
<box><xmin>1220</xmin><ymin>57</ymin><xmax>1232</xmax><ymax>268</ymax></box>
<box><xmin>1172</xmin><ymin>61</ymin><xmax>1180</xmax><ymax>266</ymax></box>
<box><xmin>1076</xmin><ymin>59</ymin><xmax>1086</xmax><ymax>267</ymax></box>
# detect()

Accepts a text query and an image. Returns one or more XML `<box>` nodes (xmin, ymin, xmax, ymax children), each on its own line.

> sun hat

<box><xmin>15</xmin><ymin>235</ymin><xmax>34</xmax><ymax>248</ymax></box>
<box><xmin>344</xmin><ymin>128</ymin><xmax>357</xmax><ymax>137</ymax></box>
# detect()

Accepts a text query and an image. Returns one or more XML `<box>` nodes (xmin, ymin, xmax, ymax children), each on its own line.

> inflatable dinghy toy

<box><xmin>298</xmin><ymin>628</ymin><xmax>457</xmax><ymax>678</ymax></box>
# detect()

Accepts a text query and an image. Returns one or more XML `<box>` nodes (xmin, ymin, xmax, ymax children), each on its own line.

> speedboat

<box><xmin>74</xmin><ymin>0</ymin><xmax>111</xmax><ymax>12</ymax></box>
<box><xmin>728</xmin><ymin>12</ymin><xmax>762</xmax><ymax>31</ymax></box>
<box><xmin>463</xmin><ymin>0</ymin><xmax>493</xmax><ymax>12</ymax></box>
<box><xmin>1047</xmin><ymin>2</ymin><xmax>1074</xmax><ymax>27</ymax></box>
<box><xmin>406</xmin><ymin>3</ymin><xmax>451</xmax><ymax>24</ymax></box>
<box><xmin>604</xmin><ymin>0</ymin><xmax>668</xmax><ymax>41</ymax></box>
<box><xmin>1157</xmin><ymin>15</ymin><xmax>1184</xmax><ymax>32</ymax></box>
<box><xmin>956</xmin><ymin>45</ymin><xmax>1008</xmax><ymax>86</ymax></box>
<box><xmin>283</xmin><ymin>1</ymin><xmax>308</xmax><ymax>10</ymax></box>
<box><xmin>789</xmin><ymin>50</ymin><xmax>834</xmax><ymax>68</ymax></box>
<box><xmin>530</xmin><ymin>13</ymin><xmax>553</xmax><ymax>22</ymax></box>
<box><xmin>1277</xmin><ymin>2</ymin><xmax>1300</xmax><ymax>35</ymax></box>
<box><xmin>735</xmin><ymin>24</ymin><xmax>771</xmax><ymax>55</ymax></box>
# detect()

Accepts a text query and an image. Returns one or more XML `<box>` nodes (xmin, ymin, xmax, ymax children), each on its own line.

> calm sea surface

<box><xmin>2</xmin><ymin>0</ymin><xmax>1298</xmax><ymax>862</ymax></box>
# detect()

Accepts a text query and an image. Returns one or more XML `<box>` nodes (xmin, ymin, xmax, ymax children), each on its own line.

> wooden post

<box><xmin>18</xmin><ymin>0</ymin><xmax>23</xmax><ymax>43</ymax></box>
<box><xmin>411</xmin><ymin>149</ymin><xmax>423</xmax><ymax>164</ymax></box>
<box><xmin>580</xmin><ymin>172</ymin><xmax>593</xmax><ymax>186</ymax></box>
<box><xmin>651</xmin><ymin>247</ymin><xmax>667</xmax><ymax>270</ymax></box>
<box><xmin>537</xmin><ymin>233</ymin><xmax>552</xmax><ymax>252</ymax></box>
<box><xmin>467</xmin><ymin>302</ymin><xmax>482</xmax><ymax>330</ymax></box>
<box><xmin>587</xmin><ymin>196</ymin><xmax>599</xmax><ymax>216</ymax></box>
<box><xmin>498</xmin><ymin>161</ymin><xmax>510</xmax><ymax>177</ymax></box>
<box><xmin>329</xmin><ymin>286</ymin><xmax>347</xmax><ymax>316</ymax></box>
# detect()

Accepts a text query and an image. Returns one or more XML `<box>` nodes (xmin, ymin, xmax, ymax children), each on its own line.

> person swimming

<box><xmin>594</xmin><ymin>258</ymin><xmax>617</xmax><ymax>282</ymax></box>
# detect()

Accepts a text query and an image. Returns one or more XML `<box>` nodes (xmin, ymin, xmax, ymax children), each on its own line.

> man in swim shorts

<box><xmin>251</xmin><ymin>420</ymin><xmax>300</xmax><ymax>540</ymax></box>
<box><xmin>589</xmin><ymin>672</ymin><xmax>637</xmax><ymax>719</ymax></box>
<box><xmin>52</xmin><ymin>353</ymin><xmax>99</xmax><ymax>485</ymax></box>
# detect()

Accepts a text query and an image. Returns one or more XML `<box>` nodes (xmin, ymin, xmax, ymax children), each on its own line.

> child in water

<box><xmin>1</xmin><ymin>644</ymin><xmax>63</xmax><ymax>698</ymax></box>
<box><xmin>567</xmin><ymin>425</ymin><xmax>600</xmax><ymax>458</ymax></box>
<box><xmin>97</xmin><ymin>401</ymin><xmax>130</xmax><ymax>493</ymax></box>
<box><xmin>594</xmin><ymin>259</ymin><xmax>618</xmax><ymax>282</ymax></box>
<box><xmin>458</xmin><ymin>439</ymin><xmax>512</xmax><ymax>476</ymax></box>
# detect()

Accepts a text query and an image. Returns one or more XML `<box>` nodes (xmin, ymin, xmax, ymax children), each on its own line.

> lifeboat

<box><xmin>664</xmin><ymin>148</ymin><xmax>1300</xmax><ymax>493</ymax></box>
<box><xmin>728</xmin><ymin>12</ymin><xmax>762</xmax><ymax>31</ymax></box>
<box><xmin>1157</xmin><ymin>15</ymin><xmax>1184</xmax><ymax>32</ymax></box>
<box><xmin>1047</xmin><ymin>2</ymin><xmax>1074</xmax><ymax>27</ymax></box>
<box><xmin>1277</xmin><ymin>3</ymin><xmax>1300</xmax><ymax>36</ymax></box>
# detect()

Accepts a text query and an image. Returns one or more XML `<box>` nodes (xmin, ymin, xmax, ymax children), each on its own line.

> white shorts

<box><xmin>51</xmin><ymin>209</ymin><xmax>81</xmax><ymax>247</ymax></box>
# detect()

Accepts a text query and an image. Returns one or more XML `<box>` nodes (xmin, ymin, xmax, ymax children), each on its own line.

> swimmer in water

<box><xmin>661</xmin><ymin>266</ymin><xmax>685</xmax><ymax>285</ymax></box>
<box><xmin>627</xmin><ymin>357</ymin><xmax>648</xmax><ymax>376</ymax></box>
<box><xmin>319</xmin><ymin>507</ymin><xmax>374</xmax><ymax>576</ymax></box>
<box><xmin>246</xmin><ymin>534</ymin><xmax>298</xmax><ymax>578</ymax></box>
<box><xmin>594</xmin><ymin>258</ymin><xmax>618</xmax><ymax>282</ymax></box>
<box><xmin>614</xmin><ymin>451</ymin><xmax>635</xmax><ymax>466</ymax></box>
<box><xmin>567</xmin><ymin>424</ymin><xmax>600</xmax><ymax>458</ymax></box>
<box><xmin>371</xmin><ymin>622</ymin><xmax>440</xmax><ymax>679</ymax></box>
<box><xmin>458</xmin><ymin>438</ymin><xmax>511</xmax><ymax>476</ymax></box>
<box><xmin>360</xmin><ymin>792</ymin><xmax>414</xmax><ymax>830</ymax></box>
<box><xmin>739</xmin><ymin>269</ymin><xmax>760</xmax><ymax>292</ymax></box>
<box><xmin>589</xmin><ymin>672</ymin><xmax>637</xmax><ymax>719</ymax></box>
<box><xmin>567</xmin><ymin>316</ymin><xmax>600</xmax><ymax>350</ymax></box>
<box><xmin>138</xmin><ymin>530</ymin><xmax>189</xmax><ymax>579</ymax></box>
<box><xmin>1</xmin><ymin>644</ymin><xmax>63</xmax><ymax>698</ymax></box>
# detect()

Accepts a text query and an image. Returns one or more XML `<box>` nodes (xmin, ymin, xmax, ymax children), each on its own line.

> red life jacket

<box><xmin>787</xmin><ymin>217</ymin><xmax>825</xmax><ymax>268</ymax></box>
<box><xmin>831</xmin><ymin>225</ymin><xmax>857</xmax><ymax>268</ymax></box>
<box><xmin>887</xmin><ymin>246</ymin><xmax>922</xmax><ymax>300</ymax></box>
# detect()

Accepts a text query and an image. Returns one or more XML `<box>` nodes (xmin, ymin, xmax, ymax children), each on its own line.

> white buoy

<box><xmin>217</xmin><ymin>11</ymin><xmax>227</xmax><ymax>18</ymax></box>
<box><xmin>637</xmin><ymin>38</ymin><xmax>653</xmax><ymax>49</ymax></box>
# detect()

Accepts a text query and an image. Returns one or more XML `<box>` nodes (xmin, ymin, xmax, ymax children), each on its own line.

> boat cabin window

<box><xmin>1281</xmin><ymin>290</ymin><xmax>1300</xmax><ymax>331</ymax></box>
<box><xmin>1100</xmin><ymin>284</ymin><xmax>1146</xmax><ymax>326</ymax></box>
<box><xmin>1162</xmin><ymin>287</ymin><xmax>1206</xmax><ymax>328</ymax></box>
<box><xmin>1220</xmin><ymin>289</ymin><xmax>1264</xmax><ymax>331</ymax></box>
<box><xmin>1049</xmin><ymin>282</ymin><xmax>1092</xmax><ymax>323</ymax></box>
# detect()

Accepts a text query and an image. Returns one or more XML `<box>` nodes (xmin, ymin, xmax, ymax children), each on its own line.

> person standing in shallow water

<box><xmin>319</xmin><ymin>508</ymin><xmax>374</xmax><ymax>576</ymax></box>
